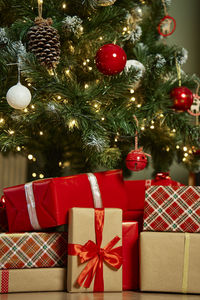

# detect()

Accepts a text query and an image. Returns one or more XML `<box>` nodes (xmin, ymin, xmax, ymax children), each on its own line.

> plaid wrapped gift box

<box><xmin>0</xmin><ymin>232</ymin><xmax>67</xmax><ymax>269</ymax></box>
<box><xmin>143</xmin><ymin>186</ymin><xmax>200</xmax><ymax>232</ymax></box>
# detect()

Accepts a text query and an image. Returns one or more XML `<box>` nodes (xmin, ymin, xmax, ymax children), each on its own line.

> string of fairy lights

<box><xmin>3</xmin><ymin>83</ymin><xmax>197</xmax><ymax>178</ymax></box>
<box><xmin>0</xmin><ymin>0</ymin><xmax>198</xmax><ymax>179</ymax></box>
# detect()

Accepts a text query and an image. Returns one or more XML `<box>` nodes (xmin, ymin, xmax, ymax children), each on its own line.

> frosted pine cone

<box><xmin>27</xmin><ymin>17</ymin><xmax>60</xmax><ymax>69</ymax></box>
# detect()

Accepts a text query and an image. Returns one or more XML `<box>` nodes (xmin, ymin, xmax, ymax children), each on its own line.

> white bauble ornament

<box><xmin>125</xmin><ymin>59</ymin><xmax>145</xmax><ymax>75</ymax></box>
<box><xmin>6</xmin><ymin>82</ymin><xmax>31</xmax><ymax>110</ymax></box>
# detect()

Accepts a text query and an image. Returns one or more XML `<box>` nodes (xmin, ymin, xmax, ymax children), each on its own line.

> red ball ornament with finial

<box><xmin>125</xmin><ymin>115</ymin><xmax>150</xmax><ymax>172</ymax></box>
<box><xmin>95</xmin><ymin>43</ymin><xmax>127</xmax><ymax>75</ymax></box>
<box><xmin>171</xmin><ymin>86</ymin><xmax>193</xmax><ymax>111</ymax></box>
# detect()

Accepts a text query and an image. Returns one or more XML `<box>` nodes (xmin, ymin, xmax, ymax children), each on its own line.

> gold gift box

<box><xmin>0</xmin><ymin>268</ymin><xmax>66</xmax><ymax>293</ymax></box>
<box><xmin>140</xmin><ymin>232</ymin><xmax>200</xmax><ymax>294</ymax></box>
<box><xmin>67</xmin><ymin>208</ymin><xmax>122</xmax><ymax>292</ymax></box>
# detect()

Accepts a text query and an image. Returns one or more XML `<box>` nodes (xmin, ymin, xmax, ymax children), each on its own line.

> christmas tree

<box><xmin>0</xmin><ymin>0</ymin><xmax>199</xmax><ymax>179</ymax></box>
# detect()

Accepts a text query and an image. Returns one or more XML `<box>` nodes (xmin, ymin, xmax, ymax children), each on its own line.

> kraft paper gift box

<box><xmin>0</xmin><ymin>232</ymin><xmax>67</xmax><ymax>269</ymax></box>
<box><xmin>67</xmin><ymin>207</ymin><xmax>122</xmax><ymax>292</ymax></box>
<box><xmin>0</xmin><ymin>268</ymin><xmax>66</xmax><ymax>293</ymax></box>
<box><xmin>3</xmin><ymin>169</ymin><xmax>127</xmax><ymax>232</ymax></box>
<box><xmin>140</xmin><ymin>232</ymin><xmax>200</xmax><ymax>294</ymax></box>
<box><xmin>143</xmin><ymin>186</ymin><xmax>200</xmax><ymax>232</ymax></box>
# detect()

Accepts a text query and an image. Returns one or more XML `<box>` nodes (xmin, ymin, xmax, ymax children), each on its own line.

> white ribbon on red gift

<box><xmin>24</xmin><ymin>174</ymin><xmax>103</xmax><ymax>230</ymax></box>
<box><xmin>87</xmin><ymin>173</ymin><xmax>103</xmax><ymax>208</ymax></box>
<box><xmin>24</xmin><ymin>182</ymin><xmax>41</xmax><ymax>230</ymax></box>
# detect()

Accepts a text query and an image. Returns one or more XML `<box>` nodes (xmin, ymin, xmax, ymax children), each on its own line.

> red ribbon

<box><xmin>68</xmin><ymin>209</ymin><xmax>122</xmax><ymax>292</ymax></box>
<box><xmin>155</xmin><ymin>172</ymin><xmax>171</xmax><ymax>181</ymax></box>
<box><xmin>1</xmin><ymin>270</ymin><xmax>9</xmax><ymax>293</ymax></box>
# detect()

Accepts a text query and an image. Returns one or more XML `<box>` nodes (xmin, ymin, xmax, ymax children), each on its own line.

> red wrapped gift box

<box><xmin>122</xmin><ymin>222</ymin><xmax>139</xmax><ymax>290</ymax></box>
<box><xmin>3</xmin><ymin>170</ymin><xmax>127</xmax><ymax>232</ymax></box>
<box><xmin>123</xmin><ymin>210</ymin><xmax>143</xmax><ymax>233</ymax></box>
<box><xmin>143</xmin><ymin>186</ymin><xmax>200</xmax><ymax>232</ymax></box>
<box><xmin>125</xmin><ymin>172</ymin><xmax>184</xmax><ymax>211</ymax></box>
<box><xmin>0</xmin><ymin>208</ymin><xmax>8</xmax><ymax>233</ymax></box>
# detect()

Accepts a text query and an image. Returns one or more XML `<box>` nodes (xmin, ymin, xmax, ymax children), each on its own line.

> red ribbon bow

<box><xmin>155</xmin><ymin>172</ymin><xmax>171</xmax><ymax>181</ymax></box>
<box><xmin>68</xmin><ymin>209</ymin><xmax>122</xmax><ymax>292</ymax></box>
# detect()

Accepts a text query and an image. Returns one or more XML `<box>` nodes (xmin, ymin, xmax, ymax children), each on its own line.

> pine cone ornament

<box><xmin>27</xmin><ymin>17</ymin><xmax>60</xmax><ymax>69</ymax></box>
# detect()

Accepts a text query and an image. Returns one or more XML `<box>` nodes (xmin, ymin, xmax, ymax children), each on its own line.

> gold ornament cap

<box><xmin>97</xmin><ymin>0</ymin><xmax>116</xmax><ymax>7</ymax></box>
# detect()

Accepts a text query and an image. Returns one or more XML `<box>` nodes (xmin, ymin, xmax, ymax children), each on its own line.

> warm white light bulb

<box><xmin>28</xmin><ymin>154</ymin><xmax>33</xmax><ymax>160</ymax></box>
<box><xmin>8</xmin><ymin>130</ymin><xmax>14</xmax><ymax>135</ymax></box>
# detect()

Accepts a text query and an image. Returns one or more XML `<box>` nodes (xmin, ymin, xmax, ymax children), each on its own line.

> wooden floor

<box><xmin>1</xmin><ymin>292</ymin><xmax>200</xmax><ymax>300</ymax></box>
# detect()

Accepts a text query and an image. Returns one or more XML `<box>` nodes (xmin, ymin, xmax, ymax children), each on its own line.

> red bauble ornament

<box><xmin>95</xmin><ymin>43</ymin><xmax>127</xmax><ymax>75</ymax></box>
<box><xmin>125</xmin><ymin>149</ymin><xmax>148</xmax><ymax>171</ymax></box>
<box><xmin>171</xmin><ymin>86</ymin><xmax>193</xmax><ymax>111</ymax></box>
<box><xmin>193</xmin><ymin>149</ymin><xmax>200</xmax><ymax>156</ymax></box>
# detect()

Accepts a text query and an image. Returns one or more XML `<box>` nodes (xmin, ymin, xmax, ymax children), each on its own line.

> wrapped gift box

<box><xmin>0</xmin><ymin>268</ymin><xmax>66</xmax><ymax>293</ymax></box>
<box><xmin>143</xmin><ymin>186</ymin><xmax>200</xmax><ymax>233</ymax></box>
<box><xmin>122</xmin><ymin>222</ymin><xmax>139</xmax><ymax>290</ymax></box>
<box><xmin>125</xmin><ymin>173</ymin><xmax>183</xmax><ymax>211</ymax></box>
<box><xmin>3</xmin><ymin>169</ymin><xmax>127</xmax><ymax>232</ymax></box>
<box><xmin>140</xmin><ymin>232</ymin><xmax>200</xmax><ymax>294</ymax></box>
<box><xmin>67</xmin><ymin>208</ymin><xmax>122</xmax><ymax>292</ymax></box>
<box><xmin>0</xmin><ymin>232</ymin><xmax>67</xmax><ymax>269</ymax></box>
<box><xmin>123</xmin><ymin>210</ymin><xmax>144</xmax><ymax>233</ymax></box>
<box><xmin>0</xmin><ymin>208</ymin><xmax>8</xmax><ymax>233</ymax></box>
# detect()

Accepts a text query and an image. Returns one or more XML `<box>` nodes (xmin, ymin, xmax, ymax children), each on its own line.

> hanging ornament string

<box><xmin>161</xmin><ymin>0</ymin><xmax>168</xmax><ymax>16</ymax></box>
<box><xmin>38</xmin><ymin>0</ymin><xmax>43</xmax><ymax>19</ymax></box>
<box><xmin>158</xmin><ymin>0</ymin><xmax>176</xmax><ymax>37</ymax></box>
<box><xmin>7</xmin><ymin>61</ymin><xmax>21</xmax><ymax>83</ymax></box>
<box><xmin>133</xmin><ymin>115</ymin><xmax>151</xmax><ymax>157</ymax></box>
<box><xmin>175</xmin><ymin>57</ymin><xmax>182</xmax><ymax>87</ymax></box>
